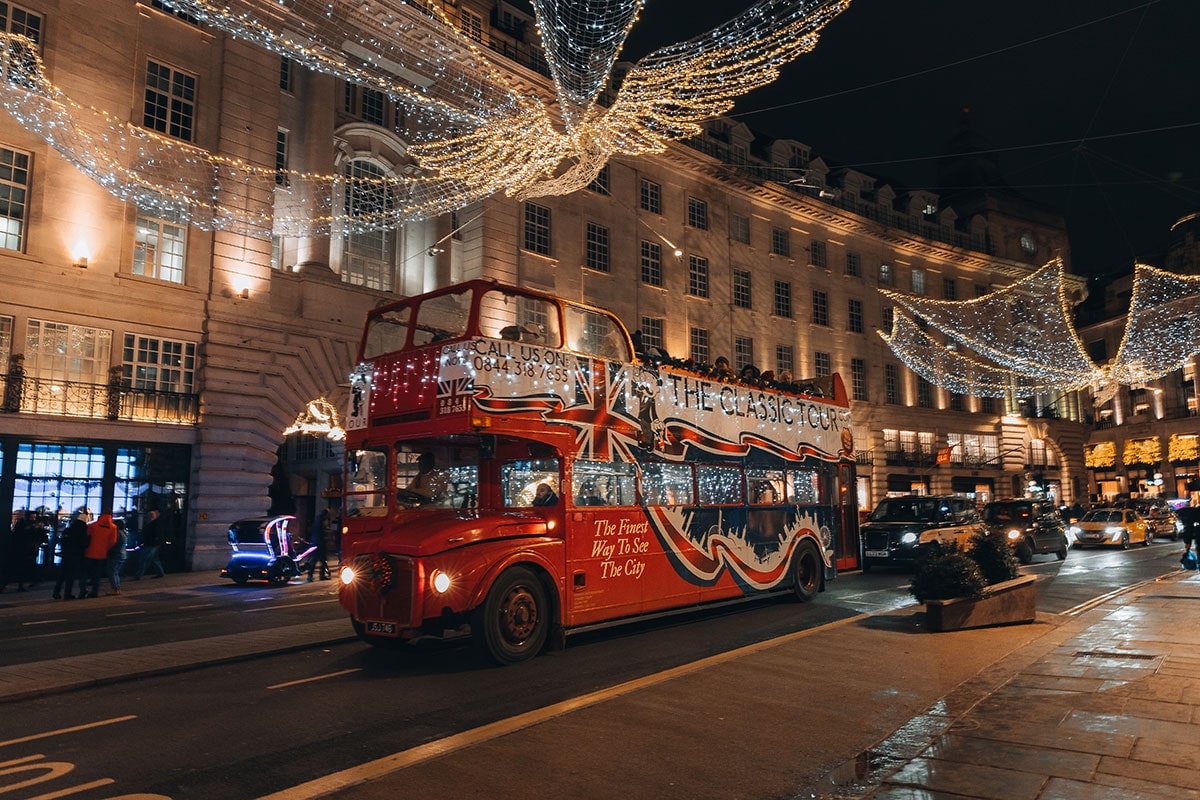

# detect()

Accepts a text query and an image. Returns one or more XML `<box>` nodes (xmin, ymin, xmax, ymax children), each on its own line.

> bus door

<box><xmin>564</xmin><ymin>460</ymin><xmax>650</xmax><ymax>625</ymax></box>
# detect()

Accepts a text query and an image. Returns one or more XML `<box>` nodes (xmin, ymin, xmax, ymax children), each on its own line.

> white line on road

<box><xmin>106</xmin><ymin>611</ymin><xmax>148</xmax><ymax>618</ymax></box>
<box><xmin>258</xmin><ymin>613</ymin><xmax>868</xmax><ymax>800</ymax></box>
<box><xmin>15</xmin><ymin>625</ymin><xmax>137</xmax><ymax>640</ymax></box>
<box><xmin>21</xmin><ymin>619</ymin><xmax>67</xmax><ymax>626</ymax></box>
<box><xmin>178</xmin><ymin>603</ymin><xmax>215</xmax><ymax>610</ymax></box>
<box><xmin>245</xmin><ymin>600</ymin><xmax>334</xmax><ymax>613</ymax></box>
<box><xmin>0</xmin><ymin>715</ymin><xmax>137</xmax><ymax>748</ymax></box>
<box><xmin>267</xmin><ymin>669</ymin><xmax>362</xmax><ymax>690</ymax></box>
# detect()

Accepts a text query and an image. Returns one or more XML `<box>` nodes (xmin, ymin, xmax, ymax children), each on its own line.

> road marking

<box><xmin>21</xmin><ymin>619</ymin><xmax>67</xmax><ymax>626</ymax></box>
<box><xmin>245</xmin><ymin>600</ymin><xmax>334</xmax><ymax>613</ymax></box>
<box><xmin>178</xmin><ymin>603</ymin><xmax>215</xmax><ymax>610</ymax></box>
<box><xmin>267</xmin><ymin>669</ymin><xmax>362</xmax><ymax>690</ymax></box>
<box><xmin>259</xmin><ymin>613</ymin><xmax>868</xmax><ymax>800</ymax></box>
<box><xmin>106</xmin><ymin>611</ymin><xmax>147</xmax><ymax>618</ymax></box>
<box><xmin>1060</xmin><ymin>575</ymin><xmax>1167</xmax><ymax>616</ymax></box>
<box><xmin>0</xmin><ymin>716</ymin><xmax>137</xmax><ymax>749</ymax></box>
<box><xmin>15</xmin><ymin>625</ymin><xmax>136</xmax><ymax>640</ymax></box>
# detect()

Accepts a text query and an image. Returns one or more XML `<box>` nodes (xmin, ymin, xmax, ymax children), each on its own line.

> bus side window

<box><xmin>640</xmin><ymin>463</ymin><xmax>694</xmax><ymax>506</ymax></box>
<box><xmin>500</xmin><ymin>458</ymin><xmax>560</xmax><ymax>507</ymax></box>
<box><xmin>572</xmin><ymin>460</ymin><xmax>637</xmax><ymax>506</ymax></box>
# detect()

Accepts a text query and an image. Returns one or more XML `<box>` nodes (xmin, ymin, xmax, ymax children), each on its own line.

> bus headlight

<box><xmin>340</xmin><ymin>566</ymin><xmax>356</xmax><ymax>585</ymax></box>
<box><xmin>431</xmin><ymin>570</ymin><xmax>452</xmax><ymax>594</ymax></box>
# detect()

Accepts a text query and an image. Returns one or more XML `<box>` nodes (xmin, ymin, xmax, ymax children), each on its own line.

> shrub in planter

<box><xmin>967</xmin><ymin>528</ymin><xmax>1020</xmax><ymax>586</ymax></box>
<box><xmin>909</xmin><ymin>543</ymin><xmax>985</xmax><ymax>602</ymax></box>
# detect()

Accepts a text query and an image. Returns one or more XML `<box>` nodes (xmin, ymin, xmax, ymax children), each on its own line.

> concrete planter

<box><xmin>924</xmin><ymin>574</ymin><xmax>1037</xmax><ymax>632</ymax></box>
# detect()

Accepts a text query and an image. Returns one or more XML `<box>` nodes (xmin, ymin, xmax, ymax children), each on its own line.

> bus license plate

<box><xmin>364</xmin><ymin>620</ymin><xmax>398</xmax><ymax>636</ymax></box>
<box><xmin>864</xmin><ymin>549</ymin><xmax>889</xmax><ymax>558</ymax></box>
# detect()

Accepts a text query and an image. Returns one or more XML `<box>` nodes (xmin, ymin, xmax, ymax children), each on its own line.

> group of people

<box><xmin>1</xmin><ymin>507</ymin><xmax>167</xmax><ymax>598</ymax></box>
<box><xmin>631</xmin><ymin>332</ymin><xmax>823</xmax><ymax>397</ymax></box>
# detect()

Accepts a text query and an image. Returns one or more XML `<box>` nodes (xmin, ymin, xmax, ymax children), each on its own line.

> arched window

<box><xmin>341</xmin><ymin>159</ymin><xmax>395</xmax><ymax>291</ymax></box>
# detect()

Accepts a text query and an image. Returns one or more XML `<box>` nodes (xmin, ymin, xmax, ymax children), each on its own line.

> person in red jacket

<box><xmin>83</xmin><ymin>512</ymin><xmax>119</xmax><ymax>599</ymax></box>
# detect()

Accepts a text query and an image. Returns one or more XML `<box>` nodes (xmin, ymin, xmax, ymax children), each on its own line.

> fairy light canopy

<box><xmin>0</xmin><ymin>0</ymin><xmax>850</xmax><ymax>238</ymax></box>
<box><xmin>880</xmin><ymin>260</ymin><xmax>1200</xmax><ymax>399</ymax></box>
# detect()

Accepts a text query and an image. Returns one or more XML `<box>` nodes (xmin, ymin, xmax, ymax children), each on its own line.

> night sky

<box><xmin>622</xmin><ymin>0</ymin><xmax>1198</xmax><ymax>276</ymax></box>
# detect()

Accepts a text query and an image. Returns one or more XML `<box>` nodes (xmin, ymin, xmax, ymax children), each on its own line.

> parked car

<box><xmin>982</xmin><ymin>499</ymin><xmax>1069</xmax><ymax>564</ymax></box>
<box><xmin>219</xmin><ymin>515</ymin><xmax>308</xmax><ymax>585</ymax></box>
<box><xmin>1069</xmin><ymin>508</ymin><xmax>1151</xmax><ymax>549</ymax></box>
<box><xmin>1118</xmin><ymin>497</ymin><xmax>1179</xmax><ymax>539</ymax></box>
<box><xmin>860</xmin><ymin>495</ymin><xmax>985</xmax><ymax>571</ymax></box>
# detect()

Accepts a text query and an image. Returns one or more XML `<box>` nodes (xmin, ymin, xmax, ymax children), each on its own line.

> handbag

<box><xmin>1182</xmin><ymin>550</ymin><xmax>1198</xmax><ymax>571</ymax></box>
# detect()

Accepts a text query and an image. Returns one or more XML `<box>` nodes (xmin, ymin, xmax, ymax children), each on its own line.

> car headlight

<box><xmin>1067</xmin><ymin>525</ymin><xmax>1081</xmax><ymax>536</ymax></box>
<box><xmin>339</xmin><ymin>566</ymin><xmax>355</xmax><ymax>585</ymax></box>
<box><xmin>1105</xmin><ymin>526</ymin><xmax>1124</xmax><ymax>541</ymax></box>
<box><xmin>900</xmin><ymin>532</ymin><xmax>917</xmax><ymax>544</ymax></box>
<box><xmin>431</xmin><ymin>570</ymin><xmax>452</xmax><ymax>594</ymax></box>
<box><xmin>1006</xmin><ymin>529</ymin><xmax>1022</xmax><ymax>541</ymax></box>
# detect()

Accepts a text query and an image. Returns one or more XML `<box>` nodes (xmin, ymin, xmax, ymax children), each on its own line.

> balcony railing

<box><xmin>0</xmin><ymin>374</ymin><xmax>198</xmax><ymax>425</ymax></box>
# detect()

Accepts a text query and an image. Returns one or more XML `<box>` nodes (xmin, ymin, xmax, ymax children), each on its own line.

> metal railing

<box><xmin>0</xmin><ymin>374</ymin><xmax>198</xmax><ymax>425</ymax></box>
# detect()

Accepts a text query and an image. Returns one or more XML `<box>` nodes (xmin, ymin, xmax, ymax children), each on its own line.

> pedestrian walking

<box><xmin>53</xmin><ymin>509</ymin><xmax>90</xmax><ymax>599</ymax></box>
<box><xmin>83</xmin><ymin>511</ymin><xmax>119</xmax><ymax>599</ymax></box>
<box><xmin>107</xmin><ymin>521</ymin><xmax>128</xmax><ymax>595</ymax></box>
<box><xmin>0</xmin><ymin>511</ymin><xmax>43</xmax><ymax>592</ymax></box>
<box><xmin>307</xmin><ymin>508</ymin><xmax>330</xmax><ymax>581</ymax></box>
<box><xmin>132</xmin><ymin>509</ymin><xmax>166</xmax><ymax>579</ymax></box>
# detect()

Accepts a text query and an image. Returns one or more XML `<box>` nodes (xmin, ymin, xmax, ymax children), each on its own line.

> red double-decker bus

<box><xmin>337</xmin><ymin>280</ymin><xmax>858</xmax><ymax>663</ymax></box>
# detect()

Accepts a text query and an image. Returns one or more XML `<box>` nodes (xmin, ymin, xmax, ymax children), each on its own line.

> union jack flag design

<box><xmin>436</xmin><ymin>375</ymin><xmax>474</xmax><ymax>416</ymax></box>
<box><xmin>544</xmin><ymin>360</ymin><xmax>643</xmax><ymax>461</ymax></box>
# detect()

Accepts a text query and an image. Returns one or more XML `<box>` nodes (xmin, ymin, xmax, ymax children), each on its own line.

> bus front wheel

<box><xmin>791</xmin><ymin>540</ymin><xmax>822</xmax><ymax>602</ymax></box>
<box><xmin>472</xmin><ymin>566</ymin><xmax>549</xmax><ymax>665</ymax></box>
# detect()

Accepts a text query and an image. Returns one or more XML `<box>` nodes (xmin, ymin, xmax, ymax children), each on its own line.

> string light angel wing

<box><xmin>1108</xmin><ymin>264</ymin><xmax>1200</xmax><ymax>384</ymax></box>
<box><xmin>880</xmin><ymin>258</ymin><xmax>1098</xmax><ymax>390</ymax></box>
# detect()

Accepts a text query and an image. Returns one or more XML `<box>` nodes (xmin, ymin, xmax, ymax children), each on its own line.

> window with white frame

<box><xmin>776</xmin><ymin>344</ymin><xmax>793</xmax><ymax>376</ymax></box>
<box><xmin>279</xmin><ymin>56</ymin><xmax>294</xmax><ymax>91</ymax></box>
<box><xmin>523</xmin><ymin>202</ymin><xmax>551</xmax><ymax>255</ymax></box>
<box><xmin>360</xmin><ymin>87</ymin><xmax>386</xmax><ymax>126</ymax></box>
<box><xmin>688</xmin><ymin>255</ymin><xmax>709</xmax><ymax>298</ymax></box>
<box><xmin>879</xmin><ymin>262</ymin><xmax>892</xmax><ymax>286</ymax></box>
<box><xmin>342</xmin><ymin>159</ymin><xmax>395</xmax><ymax>290</ymax></box>
<box><xmin>734</xmin><ymin>336</ymin><xmax>754</xmax><ymax>372</ymax></box>
<box><xmin>122</xmin><ymin>334</ymin><xmax>196</xmax><ymax>393</ymax></box>
<box><xmin>687</xmin><ymin>196</ymin><xmax>708</xmax><ymax>230</ymax></box>
<box><xmin>848</xmin><ymin>298</ymin><xmax>863</xmax><ymax>333</ymax></box>
<box><xmin>144</xmin><ymin>60</ymin><xmax>196</xmax><ymax>142</ymax></box>
<box><xmin>640</xmin><ymin>317</ymin><xmax>664</xmax><ymax>351</ymax></box>
<box><xmin>640</xmin><ymin>240</ymin><xmax>662</xmax><ymax>286</ymax></box>
<box><xmin>730</xmin><ymin>213</ymin><xmax>750</xmax><ymax>244</ymax></box>
<box><xmin>587</xmin><ymin>164</ymin><xmax>610</xmax><ymax>195</ymax></box>
<box><xmin>0</xmin><ymin>146</ymin><xmax>30</xmax><ymax>252</ymax></box>
<box><xmin>814</xmin><ymin>351</ymin><xmax>830</xmax><ymax>378</ymax></box>
<box><xmin>917</xmin><ymin>376</ymin><xmax>933</xmax><ymax>408</ymax></box>
<box><xmin>1</xmin><ymin>3</ymin><xmax>43</xmax><ymax>45</ymax></box>
<box><xmin>0</xmin><ymin>314</ymin><xmax>11</xmax><ymax>366</ymax></box>
<box><xmin>640</xmin><ymin>178</ymin><xmax>661</xmax><ymax>214</ymax></box>
<box><xmin>585</xmin><ymin>222</ymin><xmax>609</xmax><ymax>272</ymax></box>
<box><xmin>25</xmin><ymin>320</ymin><xmax>112</xmax><ymax>384</ymax></box>
<box><xmin>771</xmin><ymin>227</ymin><xmax>790</xmax><ymax>257</ymax></box>
<box><xmin>812</xmin><ymin>290</ymin><xmax>828</xmax><ymax>326</ymax></box>
<box><xmin>810</xmin><ymin>240</ymin><xmax>827</xmax><ymax>268</ymax></box>
<box><xmin>134</xmin><ymin>204</ymin><xmax>187</xmax><ymax>284</ymax></box>
<box><xmin>460</xmin><ymin>8</ymin><xmax>483</xmax><ymax>41</ymax></box>
<box><xmin>689</xmin><ymin>326</ymin><xmax>709</xmax><ymax>364</ymax></box>
<box><xmin>733</xmin><ymin>269</ymin><xmax>752</xmax><ymax>308</ymax></box>
<box><xmin>911</xmin><ymin>268</ymin><xmax>925</xmax><ymax>294</ymax></box>
<box><xmin>773</xmin><ymin>280</ymin><xmax>792</xmax><ymax>318</ymax></box>
<box><xmin>846</xmin><ymin>251</ymin><xmax>860</xmax><ymax>277</ymax></box>
<box><xmin>850</xmin><ymin>358</ymin><xmax>866</xmax><ymax>401</ymax></box>
<box><xmin>275</xmin><ymin>129</ymin><xmax>289</xmax><ymax>187</ymax></box>
<box><xmin>943</xmin><ymin>276</ymin><xmax>957</xmax><ymax>300</ymax></box>
<box><xmin>885</xmin><ymin>363</ymin><xmax>900</xmax><ymax>404</ymax></box>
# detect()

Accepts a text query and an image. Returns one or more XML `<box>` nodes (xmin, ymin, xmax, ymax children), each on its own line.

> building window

<box><xmin>846</xmin><ymin>251</ymin><xmax>860</xmax><ymax>277</ymax></box>
<box><xmin>812</xmin><ymin>290</ymin><xmax>829</xmax><ymax>327</ymax></box>
<box><xmin>585</xmin><ymin>222</ymin><xmax>609</xmax><ymax>272</ymax></box>
<box><xmin>882</xmin><ymin>306</ymin><xmax>894</xmax><ymax>335</ymax></box>
<box><xmin>885</xmin><ymin>363</ymin><xmax>900</xmax><ymax>405</ymax></box>
<box><xmin>733</xmin><ymin>269</ymin><xmax>752</xmax><ymax>309</ymax></box>
<box><xmin>640</xmin><ymin>317</ymin><xmax>664</xmax><ymax>351</ymax></box>
<box><xmin>460</xmin><ymin>8</ymin><xmax>483</xmax><ymax>41</ymax></box>
<box><xmin>688</xmin><ymin>255</ymin><xmax>709</xmax><ymax>298</ymax></box>
<box><xmin>1130</xmin><ymin>387</ymin><xmax>1149</xmax><ymax>416</ymax></box>
<box><xmin>911</xmin><ymin>268</ymin><xmax>925</xmax><ymax>294</ymax></box>
<box><xmin>814</xmin><ymin>351</ymin><xmax>831</xmax><ymax>378</ymax></box>
<box><xmin>734</xmin><ymin>336</ymin><xmax>754</xmax><ymax>372</ymax></box>
<box><xmin>26</xmin><ymin>320</ymin><xmax>112</xmax><ymax>385</ymax></box>
<box><xmin>687</xmin><ymin>196</ymin><xmax>708</xmax><ymax>230</ymax></box>
<box><xmin>275</xmin><ymin>129</ymin><xmax>289</xmax><ymax>187</ymax></box>
<box><xmin>943</xmin><ymin>276</ymin><xmax>957</xmax><ymax>300</ymax></box>
<box><xmin>342</xmin><ymin>160</ymin><xmax>395</xmax><ymax>291</ymax></box>
<box><xmin>279</xmin><ymin>56</ymin><xmax>294</xmax><ymax>91</ymax></box>
<box><xmin>879</xmin><ymin>263</ymin><xmax>892</xmax><ymax>286</ymax></box>
<box><xmin>975</xmin><ymin>283</ymin><xmax>988</xmax><ymax>298</ymax></box>
<box><xmin>689</xmin><ymin>326</ymin><xmax>709</xmax><ymax>364</ymax></box>
<box><xmin>0</xmin><ymin>146</ymin><xmax>29</xmax><ymax>252</ymax></box>
<box><xmin>523</xmin><ymin>202</ymin><xmax>551</xmax><ymax>255</ymax></box>
<box><xmin>640</xmin><ymin>240</ymin><xmax>662</xmax><ymax>286</ymax></box>
<box><xmin>144</xmin><ymin>60</ymin><xmax>196</xmax><ymax>142</ymax></box>
<box><xmin>1</xmin><ymin>2</ymin><xmax>42</xmax><ymax>44</ymax></box>
<box><xmin>640</xmin><ymin>178</ymin><xmax>661</xmax><ymax>214</ymax></box>
<box><xmin>773</xmin><ymin>281</ymin><xmax>792</xmax><ymax>318</ymax></box>
<box><xmin>730</xmin><ymin>214</ymin><xmax>750</xmax><ymax>244</ymax></box>
<box><xmin>771</xmin><ymin>227</ymin><xmax>790</xmax><ymax>257</ymax></box>
<box><xmin>151</xmin><ymin>0</ymin><xmax>198</xmax><ymax>24</ymax></box>
<box><xmin>850</xmin><ymin>358</ymin><xmax>867</xmax><ymax>401</ymax></box>
<box><xmin>587</xmin><ymin>164</ymin><xmax>610</xmax><ymax>195</ymax></box>
<box><xmin>847</xmin><ymin>298</ymin><xmax>864</xmax><ymax>334</ymax></box>
<box><xmin>122</xmin><ymin>334</ymin><xmax>196</xmax><ymax>393</ymax></box>
<box><xmin>980</xmin><ymin>396</ymin><xmax>997</xmax><ymax>414</ymax></box>
<box><xmin>134</xmin><ymin>205</ymin><xmax>187</xmax><ymax>284</ymax></box>
<box><xmin>776</xmin><ymin>344</ymin><xmax>794</xmax><ymax>376</ymax></box>
<box><xmin>917</xmin><ymin>377</ymin><xmax>933</xmax><ymax>408</ymax></box>
<box><xmin>810</xmin><ymin>240</ymin><xmax>827</xmax><ymax>268</ymax></box>
<box><xmin>361</xmin><ymin>87</ymin><xmax>386</xmax><ymax>126</ymax></box>
<box><xmin>949</xmin><ymin>392</ymin><xmax>965</xmax><ymax>411</ymax></box>
<box><xmin>0</xmin><ymin>314</ymin><xmax>12</xmax><ymax>367</ymax></box>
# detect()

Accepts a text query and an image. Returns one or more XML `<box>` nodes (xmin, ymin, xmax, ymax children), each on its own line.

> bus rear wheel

<box><xmin>791</xmin><ymin>540</ymin><xmax>822</xmax><ymax>602</ymax></box>
<box><xmin>473</xmin><ymin>566</ymin><xmax>549</xmax><ymax>665</ymax></box>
